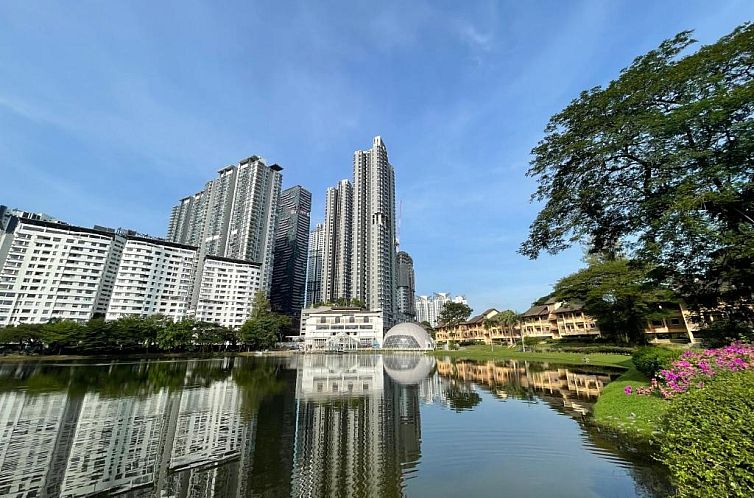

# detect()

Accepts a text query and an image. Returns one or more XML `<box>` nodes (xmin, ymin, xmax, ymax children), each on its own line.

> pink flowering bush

<box><xmin>626</xmin><ymin>343</ymin><xmax>754</xmax><ymax>399</ymax></box>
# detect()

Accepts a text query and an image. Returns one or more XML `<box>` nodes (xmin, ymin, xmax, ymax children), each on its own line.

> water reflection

<box><xmin>0</xmin><ymin>355</ymin><xmax>668</xmax><ymax>497</ymax></box>
<box><xmin>291</xmin><ymin>354</ymin><xmax>422</xmax><ymax>497</ymax></box>
<box><xmin>435</xmin><ymin>358</ymin><xmax>619</xmax><ymax>416</ymax></box>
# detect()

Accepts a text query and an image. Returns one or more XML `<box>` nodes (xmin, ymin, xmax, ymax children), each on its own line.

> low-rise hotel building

<box><xmin>301</xmin><ymin>306</ymin><xmax>383</xmax><ymax>351</ymax></box>
<box><xmin>435</xmin><ymin>308</ymin><xmax>504</xmax><ymax>345</ymax></box>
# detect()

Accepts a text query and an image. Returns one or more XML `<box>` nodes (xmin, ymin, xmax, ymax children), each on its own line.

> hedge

<box><xmin>659</xmin><ymin>371</ymin><xmax>754</xmax><ymax>497</ymax></box>
<box><xmin>632</xmin><ymin>346</ymin><xmax>681</xmax><ymax>377</ymax></box>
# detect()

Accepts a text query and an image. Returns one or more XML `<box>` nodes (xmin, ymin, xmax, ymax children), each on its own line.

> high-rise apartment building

<box><xmin>270</xmin><ymin>186</ymin><xmax>311</xmax><ymax>317</ymax></box>
<box><xmin>351</xmin><ymin>136</ymin><xmax>397</xmax><ymax>326</ymax></box>
<box><xmin>0</xmin><ymin>218</ymin><xmax>125</xmax><ymax>326</ymax></box>
<box><xmin>395</xmin><ymin>251</ymin><xmax>416</xmax><ymax>323</ymax></box>
<box><xmin>415</xmin><ymin>293</ymin><xmax>467</xmax><ymax>327</ymax></box>
<box><xmin>166</xmin><ymin>156</ymin><xmax>283</xmax><ymax>292</ymax></box>
<box><xmin>310</xmin><ymin>136</ymin><xmax>398</xmax><ymax>327</ymax></box>
<box><xmin>305</xmin><ymin>223</ymin><xmax>324</xmax><ymax>307</ymax></box>
<box><xmin>321</xmin><ymin>180</ymin><xmax>353</xmax><ymax>302</ymax></box>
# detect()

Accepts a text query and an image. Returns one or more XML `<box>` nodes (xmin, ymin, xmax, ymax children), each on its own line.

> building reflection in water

<box><xmin>290</xmin><ymin>354</ymin><xmax>428</xmax><ymax>497</ymax></box>
<box><xmin>435</xmin><ymin>358</ymin><xmax>618</xmax><ymax>415</ymax></box>
<box><xmin>0</xmin><ymin>355</ymin><xmax>434</xmax><ymax>497</ymax></box>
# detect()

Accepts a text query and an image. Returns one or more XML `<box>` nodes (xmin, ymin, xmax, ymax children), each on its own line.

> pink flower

<box><xmin>624</xmin><ymin>385</ymin><xmax>633</xmax><ymax>395</ymax></box>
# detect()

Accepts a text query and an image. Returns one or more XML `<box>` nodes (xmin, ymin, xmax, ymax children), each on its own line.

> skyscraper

<box><xmin>270</xmin><ymin>186</ymin><xmax>312</xmax><ymax>318</ymax></box>
<box><xmin>166</xmin><ymin>156</ymin><xmax>283</xmax><ymax>292</ymax></box>
<box><xmin>415</xmin><ymin>293</ymin><xmax>468</xmax><ymax>327</ymax></box>
<box><xmin>321</xmin><ymin>180</ymin><xmax>353</xmax><ymax>302</ymax></box>
<box><xmin>395</xmin><ymin>251</ymin><xmax>416</xmax><ymax>323</ymax></box>
<box><xmin>305</xmin><ymin>223</ymin><xmax>324</xmax><ymax>307</ymax></box>
<box><xmin>352</xmin><ymin>136</ymin><xmax>397</xmax><ymax>326</ymax></box>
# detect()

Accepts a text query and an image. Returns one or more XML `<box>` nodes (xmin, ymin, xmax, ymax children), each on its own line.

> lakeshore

<box><xmin>430</xmin><ymin>345</ymin><xmax>662</xmax><ymax>439</ymax></box>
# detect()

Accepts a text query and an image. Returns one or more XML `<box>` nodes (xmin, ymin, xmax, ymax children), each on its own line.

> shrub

<box><xmin>523</xmin><ymin>336</ymin><xmax>546</xmax><ymax>346</ymax></box>
<box><xmin>695</xmin><ymin>319</ymin><xmax>754</xmax><ymax>348</ymax></box>
<box><xmin>632</xmin><ymin>346</ymin><xmax>681</xmax><ymax>377</ymax></box>
<box><xmin>630</xmin><ymin>343</ymin><xmax>754</xmax><ymax>398</ymax></box>
<box><xmin>659</xmin><ymin>371</ymin><xmax>754</xmax><ymax>497</ymax></box>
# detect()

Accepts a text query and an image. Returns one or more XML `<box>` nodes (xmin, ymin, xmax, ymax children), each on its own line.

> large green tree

<box><xmin>521</xmin><ymin>24</ymin><xmax>754</xmax><ymax>318</ymax></box>
<box><xmin>438</xmin><ymin>302</ymin><xmax>473</xmax><ymax>327</ymax></box>
<box><xmin>239</xmin><ymin>292</ymin><xmax>290</xmax><ymax>350</ymax></box>
<box><xmin>553</xmin><ymin>257</ymin><xmax>676</xmax><ymax>344</ymax></box>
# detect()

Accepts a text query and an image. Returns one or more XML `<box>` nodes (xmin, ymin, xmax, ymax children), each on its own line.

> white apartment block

<box><xmin>167</xmin><ymin>157</ymin><xmax>282</xmax><ymax>293</ymax></box>
<box><xmin>415</xmin><ymin>292</ymin><xmax>467</xmax><ymax>327</ymax></box>
<box><xmin>301</xmin><ymin>306</ymin><xmax>383</xmax><ymax>351</ymax></box>
<box><xmin>0</xmin><ymin>215</ymin><xmax>264</xmax><ymax>328</ymax></box>
<box><xmin>191</xmin><ymin>255</ymin><xmax>262</xmax><ymax>329</ymax></box>
<box><xmin>0</xmin><ymin>219</ymin><xmax>124</xmax><ymax>326</ymax></box>
<box><xmin>105</xmin><ymin>236</ymin><xmax>198</xmax><ymax>322</ymax></box>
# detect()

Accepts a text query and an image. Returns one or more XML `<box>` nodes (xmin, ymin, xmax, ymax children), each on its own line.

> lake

<box><xmin>0</xmin><ymin>354</ymin><xmax>670</xmax><ymax>497</ymax></box>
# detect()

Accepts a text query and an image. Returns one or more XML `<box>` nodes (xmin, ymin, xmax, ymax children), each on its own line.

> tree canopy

<box><xmin>521</xmin><ymin>23</ymin><xmax>754</xmax><ymax>317</ymax></box>
<box><xmin>239</xmin><ymin>292</ymin><xmax>291</xmax><ymax>350</ymax></box>
<box><xmin>438</xmin><ymin>302</ymin><xmax>473</xmax><ymax>327</ymax></box>
<box><xmin>553</xmin><ymin>256</ymin><xmax>676</xmax><ymax>344</ymax></box>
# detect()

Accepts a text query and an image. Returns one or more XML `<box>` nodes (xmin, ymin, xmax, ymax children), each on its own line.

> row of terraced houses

<box><xmin>434</xmin><ymin>298</ymin><xmax>702</xmax><ymax>345</ymax></box>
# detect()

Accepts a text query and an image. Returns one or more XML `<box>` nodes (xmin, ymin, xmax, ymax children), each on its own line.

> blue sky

<box><xmin>1</xmin><ymin>1</ymin><xmax>752</xmax><ymax>313</ymax></box>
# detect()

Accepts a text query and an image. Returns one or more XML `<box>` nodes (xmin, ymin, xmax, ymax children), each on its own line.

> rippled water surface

<box><xmin>0</xmin><ymin>354</ymin><xmax>670</xmax><ymax>497</ymax></box>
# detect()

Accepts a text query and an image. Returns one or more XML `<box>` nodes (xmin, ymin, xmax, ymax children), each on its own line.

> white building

<box><xmin>0</xmin><ymin>218</ymin><xmax>125</xmax><ymax>326</ymax></box>
<box><xmin>191</xmin><ymin>255</ymin><xmax>262</xmax><ymax>329</ymax></box>
<box><xmin>105</xmin><ymin>236</ymin><xmax>198</xmax><ymax>322</ymax></box>
<box><xmin>415</xmin><ymin>292</ymin><xmax>467</xmax><ymax>327</ymax></box>
<box><xmin>167</xmin><ymin>156</ymin><xmax>283</xmax><ymax>293</ymax></box>
<box><xmin>301</xmin><ymin>306</ymin><xmax>383</xmax><ymax>351</ymax></box>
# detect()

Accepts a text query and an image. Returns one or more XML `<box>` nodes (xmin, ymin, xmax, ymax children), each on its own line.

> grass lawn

<box><xmin>592</xmin><ymin>366</ymin><xmax>668</xmax><ymax>438</ymax></box>
<box><xmin>429</xmin><ymin>344</ymin><xmax>633</xmax><ymax>368</ymax></box>
<box><xmin>429</xmin><ymin>344</ymin><xmax>668</xmax><ymax>440</ymax></box>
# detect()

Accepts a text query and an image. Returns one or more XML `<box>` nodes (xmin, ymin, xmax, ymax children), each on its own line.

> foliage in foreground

<box><xmin>627</xmin><ymin>343</ymin><xmax>754</xmax><ymax>398</ymax></box>
<box><xmin>659</xmin><ymin>371</ymin><xmax>754</xmax><ymax>498</ymax></box>
<box><xmin>632</xmin><ymin>346</ymin><xmax>682</xmax><ymax>378</ymax></box>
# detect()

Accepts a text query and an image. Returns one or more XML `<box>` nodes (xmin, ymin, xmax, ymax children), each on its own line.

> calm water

<box><xmin>0</xmin><ymin>354</ymin><xmax>670</xmax><ymax>497</ymax></box>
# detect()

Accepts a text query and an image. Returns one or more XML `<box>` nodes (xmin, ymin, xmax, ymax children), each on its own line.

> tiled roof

<box><xmin>522</xmin><ymin>305</ymin><xmax>549</xmax><ymax>317</ymax></box>
<box><xmin>464</xmin><ymin>308</ymin><xmax>498</xmax><ymax>325</ymax></box>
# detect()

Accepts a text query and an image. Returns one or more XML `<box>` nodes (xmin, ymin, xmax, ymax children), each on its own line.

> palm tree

<box><xmin>494</xmin><ymin>310</ymin><xmax>521</xmax><ymax>346</ymax></box>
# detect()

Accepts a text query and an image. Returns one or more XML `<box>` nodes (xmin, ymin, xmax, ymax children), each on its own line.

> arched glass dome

<box><xmin>382</xmin><ymin>323</ymin><xmax>435</xmax><ymax>350</ymax></box>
